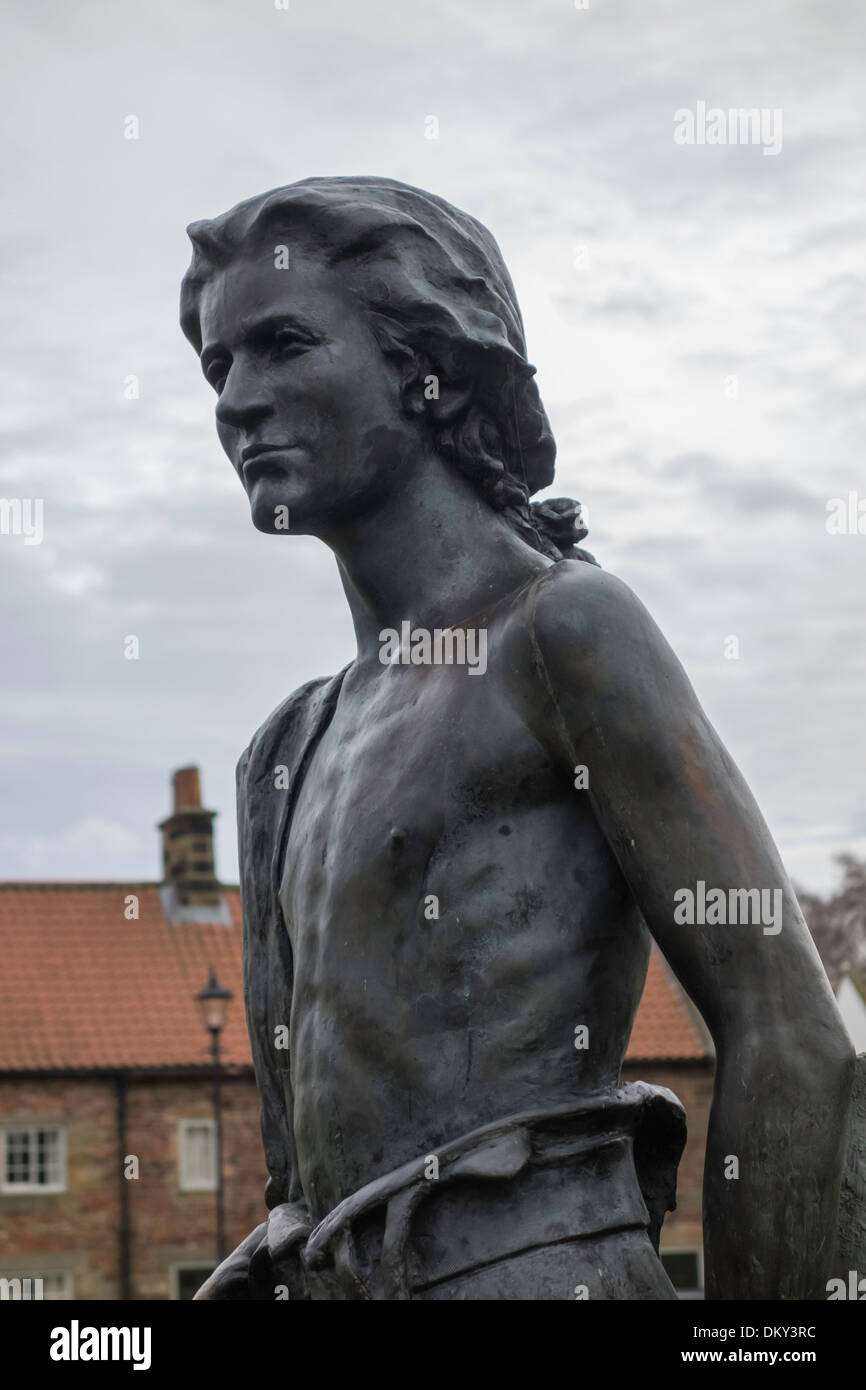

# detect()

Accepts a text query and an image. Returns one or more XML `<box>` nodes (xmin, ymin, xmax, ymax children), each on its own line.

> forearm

<box><xmin>703</xmin><ymin>1034</ymin><xmax>854</xmax><ymax>1299</ymax></box>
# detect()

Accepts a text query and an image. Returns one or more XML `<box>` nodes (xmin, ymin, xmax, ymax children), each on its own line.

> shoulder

<box><xmin>509</xmin><ymin>561</ymin><xmax>702</xmax><ymax>755</ymax></box>
<box><xmin>514</xmin><ymin>560</ymin><xmax>662</xmax><ymax>689</ymax></box>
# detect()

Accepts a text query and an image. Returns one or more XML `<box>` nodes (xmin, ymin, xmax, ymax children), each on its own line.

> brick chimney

<box><xmin>158</xmin><ymin>766</ymin><xmax>222</xmax><ymax>914</ymax></box>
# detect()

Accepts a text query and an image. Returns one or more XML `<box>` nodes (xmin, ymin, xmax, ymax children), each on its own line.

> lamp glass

<box><xmin>196</xmin><ymin>973</ymin><xmax>232</xmax><ymax>1034</ymax></box>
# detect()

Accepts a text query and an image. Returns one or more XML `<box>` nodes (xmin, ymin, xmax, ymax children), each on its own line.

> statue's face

<box><xmin>196</xmin><ymin>250</ymin><xmax>417</xmax><ymax>535</ymax></box>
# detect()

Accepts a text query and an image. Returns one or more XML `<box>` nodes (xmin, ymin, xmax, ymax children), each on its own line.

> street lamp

<box><xmin>195</xmin><ymin>969</ymin><xmax>233</xmax><ymax>1265</ymax></box>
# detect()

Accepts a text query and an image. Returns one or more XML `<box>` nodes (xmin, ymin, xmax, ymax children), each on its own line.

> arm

<box><xmin>528</xmin><ymin>563</ymin><xmax>854</xmax><ymax>1300</ymax></box>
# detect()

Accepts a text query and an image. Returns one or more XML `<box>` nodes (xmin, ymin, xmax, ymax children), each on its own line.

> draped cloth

<box><xmin>195</xmin><ymin>1075</ymin><xmax>687</xmax><ymax>1300</ymax></box>
<box><xmin>236</xmin><ymin>667</ymin><xmax>349</xmax><ymax>1210</ymax></box>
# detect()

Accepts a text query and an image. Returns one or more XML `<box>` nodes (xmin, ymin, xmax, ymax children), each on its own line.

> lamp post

<box><xmin>195</xmin><ymin>969</ymin><xmax>233</xmax><ymax>1266</ymax></box>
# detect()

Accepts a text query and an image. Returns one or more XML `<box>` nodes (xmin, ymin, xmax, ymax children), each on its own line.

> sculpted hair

<box><xmin>181</xmin><ymin>177</ymin><xmax>597</xmax><ymax>565</ymax></box>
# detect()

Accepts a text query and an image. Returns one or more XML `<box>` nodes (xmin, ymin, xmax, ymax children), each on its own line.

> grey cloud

<box><xmin>0</xmin><ymin>0</ymin><xmax>863</xmax><ymax>895</ymax></box>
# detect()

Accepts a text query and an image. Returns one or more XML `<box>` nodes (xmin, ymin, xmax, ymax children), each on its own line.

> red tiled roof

<box><xmin>0</xmin><ymin>885</ymin><xmax>709</xmax><ymax>1072</ymax></box>
<box><xmin>0</xmin><ymin>885</ymin><xmax>250</xmax><ymax>1072</ymax></box>
<box><xmin>626</xmin><ymin>945</ymin><xmax>709</xmax><ymax>1061</ymax></box>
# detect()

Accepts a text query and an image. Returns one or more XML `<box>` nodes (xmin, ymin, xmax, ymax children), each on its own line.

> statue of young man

<box><xmin>182</xmin><ymin>177</ymin><xmax>854</xmax><ymax>1301</ymax></box>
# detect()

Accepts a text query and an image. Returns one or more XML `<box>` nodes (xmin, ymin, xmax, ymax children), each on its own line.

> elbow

<box><xmin>798</xmin><ymin>1024</ymin><xmax>856</xmax><ymax>1103</ymax></box>
<box><xmin>798</xmin><ymin>1005</ymin><xmax>857</xmax><ymax>1086</ymax></box>
<box><xmin>722</xmin><ymin>1009</ymin><xmax>856</xmax><ymax>1095</ymax></box>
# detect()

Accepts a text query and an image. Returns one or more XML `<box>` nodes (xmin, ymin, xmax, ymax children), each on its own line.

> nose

<box><xmin>215</xmin><ymin>361</ymin><xmax>273</xmax><ymax>430</ymax></box>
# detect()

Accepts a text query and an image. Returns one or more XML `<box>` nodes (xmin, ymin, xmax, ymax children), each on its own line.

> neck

<box><xmin>317</xmin><ymin>456</ymin><xmax>551</xmax><ymax>664</ymax></box>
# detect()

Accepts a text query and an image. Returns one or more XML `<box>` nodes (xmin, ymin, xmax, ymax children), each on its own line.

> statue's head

<box><xmin>180</xmin><ymin>176</ymin><xmax>594</xmax><ymax>561</ymax></box>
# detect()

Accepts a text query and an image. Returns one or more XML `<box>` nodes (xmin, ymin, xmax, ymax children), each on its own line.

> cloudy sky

<box><xmin>1</xmin><ymin>0</ymin><xmax>864</xmax><ymax>893</ymax></box>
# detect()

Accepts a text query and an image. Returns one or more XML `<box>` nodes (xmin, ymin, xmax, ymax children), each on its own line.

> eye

<box><xmin>271</xmin><ymin>327</ymin><xmax>312</xmax><ymax>359</ymax></box>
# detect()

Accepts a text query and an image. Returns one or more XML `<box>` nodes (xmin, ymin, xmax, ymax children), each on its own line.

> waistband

<box><xmin>274</xmin><ymin>1081</ymin><xmax>686</xmax><ymax>1299</ymax></box>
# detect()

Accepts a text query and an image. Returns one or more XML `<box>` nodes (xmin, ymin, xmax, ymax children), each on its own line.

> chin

<box><xmin>248</xmin><ymin>486</ymin><xmax>319</xmax><ymax>536</ymax></box>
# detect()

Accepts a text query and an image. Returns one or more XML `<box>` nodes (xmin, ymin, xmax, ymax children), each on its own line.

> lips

<box><xmin>240</xmin><ymin>443</ymin><xmax>299</xmax><ymax>486</ymax></box>
<box><xmin>240</xmin><ymin>442</ymin><xmax>296</xmax><ymax>465</ymax></box>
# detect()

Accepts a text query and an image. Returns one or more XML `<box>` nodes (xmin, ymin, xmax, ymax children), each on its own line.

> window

<box><xmin>1</xmin><ymin>1127</ymin><xmax>66</xmax><ymax>1193</ymax></box>
<box><xmin>173</xmin><ymin>1265</ymin><xmax>214</xmax><ymax>1300</ymax></box>
<box><xmin>178</xmin><ymin>1120</ymin><xmax>216</xmax><ymax>1191</ymax></box>
<box><xmin>40</xmin><ymin>1271</ymin><xmax>74</xmax><ymax>1299</ymax></box>
<box><xmin>661</xmin><ymin>1247</ymin><xmax>704</xmax><ymax>1299</ymax></box>
<box><xmin>0</xmin><ymin>1271</ymin><xmax>75</xmax><ymax>1300</ymax></box>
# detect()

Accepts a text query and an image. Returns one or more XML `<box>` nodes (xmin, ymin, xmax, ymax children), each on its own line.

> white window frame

<box><xmin>1</xmin><ymin>1125</ymin><xmax>67</xmax><ymax>1194</ymax></box>
<box><xmin>39</xmin><ymin>1270</ymin><xmax>75</xmax><ymax>1300</ymax></box>
<box><xmin>178</xmin><ymin>1119</ymin><xmax>217</xmax><ymax>1192</ymax></box>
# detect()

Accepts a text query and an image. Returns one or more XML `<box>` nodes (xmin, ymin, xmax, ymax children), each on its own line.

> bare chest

<box><xmin>280</xmin><ymin>663</ymin><xmax>572</xmax><ymax>943</ymax></box>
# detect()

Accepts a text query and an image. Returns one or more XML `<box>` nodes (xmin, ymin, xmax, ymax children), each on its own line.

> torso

<box><xmin>279</xmin><ymin>573</ymin><xmax>650</xmax><ymax>1221</ymax></box>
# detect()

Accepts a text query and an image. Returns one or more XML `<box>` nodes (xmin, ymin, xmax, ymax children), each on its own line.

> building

<box><xmin>0</xmin><ymin>767</ymin><xmax>713</xmax><ymax>1298</ymax></box>
<box><xmin>0</xmin><ymin>768</ymin><xmax>266</xmax><ymax>1300</ymax></box>
<box><xmin>836</xmin><ymin>967</ymin><xmax>866</xmax><ymax>1055</ymax></box>
<box><xmin>625</xmin><ymin>952</ymin><xmax>714</xmax><ymax>1296</ymax></box>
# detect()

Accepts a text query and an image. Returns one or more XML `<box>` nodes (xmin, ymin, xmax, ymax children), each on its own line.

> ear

<box><xmin>365</xmin><ymin>313</ymin><xmax>474</xmax><ymax>425</ymax></box>
<box><xmin>403</xmin><ymin>365</ymin><xmax>474</xmax><ymax>423</ymax></box>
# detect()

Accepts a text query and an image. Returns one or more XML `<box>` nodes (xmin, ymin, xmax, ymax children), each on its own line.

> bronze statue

<box><xmin>181</xmin><ymin>177</ymin><xmax>856</xmax><ymax>1300</ymax></box>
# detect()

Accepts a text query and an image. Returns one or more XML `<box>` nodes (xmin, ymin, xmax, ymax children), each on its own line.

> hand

<box><xmin>192</xmin><ymin>1221</ymin><xmax>269</xmax><ymax>1300</ymax></box>
<box><xmin>193</xmin><ymin>1202</ymin><xmax>313</xmax><ymax>1300</ymax></box>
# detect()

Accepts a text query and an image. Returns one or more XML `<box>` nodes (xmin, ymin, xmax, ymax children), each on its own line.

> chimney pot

<box><xmin>173</xmin><ymin>766</ymin><xmax>201</xmax><ymax>811</ymax></box>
